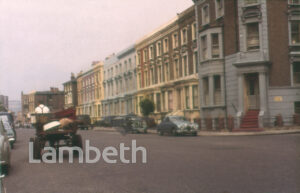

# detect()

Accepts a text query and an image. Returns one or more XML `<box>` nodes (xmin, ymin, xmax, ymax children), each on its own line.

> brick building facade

<box><xmin>136</xmin><ymin>6</ymin><xmax>200</xmax><ymax>123</ymax></box>
<box><xmin>192</xmin><ymin>0</ymin><xmax>300</xmax><ymax>129</ymax></box>
<box><xmin>76</xmin><ymin>61</ymin><xmax>104</xmax><ymax>123</ymax></box>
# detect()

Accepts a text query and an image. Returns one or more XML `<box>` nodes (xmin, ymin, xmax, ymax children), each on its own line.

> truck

<box><xmin>29</xmin><ymin>106</ymin><xmax>82</xmax><ymax>160</ymax></box>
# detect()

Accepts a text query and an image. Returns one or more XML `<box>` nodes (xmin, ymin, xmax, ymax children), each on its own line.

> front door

<box><xmin>246</xmin><ymin>73</ymin><xmax>260</xmax><ymax>110</ymax></box>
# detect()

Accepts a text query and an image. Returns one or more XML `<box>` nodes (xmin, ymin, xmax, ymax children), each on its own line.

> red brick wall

<box><xmin>267</xmin><ymin>0</ymin><xmax>290</xmax><ymax>86</ymax></box>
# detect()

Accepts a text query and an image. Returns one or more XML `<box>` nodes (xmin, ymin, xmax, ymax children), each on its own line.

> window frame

<box><xmin>202</xmin><ymin>4</ymin><xmax>210</xmax><ymax>26</ymax></box>
<box><xmin>215</xmin><ymin>0</ymin><xmax>224</xmax><ymax>19</ymax></box>
<box><xmin>246</xmin><ymin>22</ymin><xmax>260</xmax><ymax>51</ymax></box>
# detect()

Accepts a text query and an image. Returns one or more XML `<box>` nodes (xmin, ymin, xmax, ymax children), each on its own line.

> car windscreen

<box><xmin>169</xmin><ymin>116</ymin><xmax>186</xmax><ymax>122</ymax></box>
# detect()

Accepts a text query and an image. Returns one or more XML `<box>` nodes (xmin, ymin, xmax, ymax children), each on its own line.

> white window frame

<box><xmin>215</xmin><ymin>0</ymin><xmax>224</xmax><ymax>19</ymax></box>
<box><xmin>149</xmin><ymin>45</ymin><xmax>154</xmax><ymax>59</ymax></box>
<box><xmin>244</xmin><ymin>0</ymin><xmax>260</xmax><ymax>6</ymax></box>
<box><xmin>156</xmin><ymin>41</ymin><xmax>162</xmax><ymax>56</ymax></box>
<box><xmin>182</xmin><ymin>54</ymin><xmax>188</xmax><ymax>76</ymax></box>
<box><xmin>143</xmin><ymin>49</ymin><xmax>147</xmax><ymax>62</ymax></box>
<box><xmin>181</xmin><ymin>28</ymin><xmax>188</xmax><ymax>45</ymax></box>
<box><xmin>193</xmin><ymin>51</ymin><xmax>198</xmax><ymax>74</ymax></box>
<box><xmin>199</xmin><ymin>28</ymin><xmax>223</xmax><ymax>61</ymax></box>
<box><xmin>246</xmin><ymin>22</ymin><xmax>260</xmax><ymax>51</ymax></box>
<box><xmin>172</xmin><ymin>32</ymin><xmax>179</xmax><ymax>48</ymax></box>
<box><xmin>289</xmin><ymin>20</ymin><xmax>300</xmax><ymax>46</ymax></box>
<box><xmin>192</xmin><ymin>22</ymin><xmax>197</xmax><ymax>41</ymax></box>
<box><xmin>289</xmin><ymin>0</ymin><xmax>300</xmax><ymax>5</ymax></box>
<box><xmin>202</xmin><ymin>4</ymin><xmax>210</xmax><ymax>26</ymax></box>
<box><xmin>163</xmin><ymin>38</ymin><xmax>169</xmax><ymax>53</ymax></box>
<box><xmin>211</xmin><ymin>33</ymin><xmax>220</xmax><ymax>58</ymax></box>
<box><xmin>292</xmin><ymin>61</ymin><xmax>300</xmax><ymax>86</ymax></box>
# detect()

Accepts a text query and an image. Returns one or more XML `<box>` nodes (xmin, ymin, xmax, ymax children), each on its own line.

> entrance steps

<box><xmin>233</xmin><ymin>110</ymin><xmax>263</xmax><ymax>132</ymax></box>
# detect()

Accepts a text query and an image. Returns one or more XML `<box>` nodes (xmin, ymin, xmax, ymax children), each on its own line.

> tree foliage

<box><xmin>139</xmin><ymin>98</ymin><xmax>155</xmax><ymax>117</ymax></box>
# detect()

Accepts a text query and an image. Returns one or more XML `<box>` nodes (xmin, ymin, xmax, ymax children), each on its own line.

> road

<box><xmin>3</xmin><ymin>128</ymin><xmax>300</xmax><ymax>193</ymax></box>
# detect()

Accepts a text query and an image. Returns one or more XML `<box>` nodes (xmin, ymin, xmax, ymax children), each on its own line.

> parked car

<box><xmin>76</xmin><ymin>115</ymin><xmax>92</xmax><ymax>130</ymax></box>
<box><xmin>157</xmin><ymin>116</ymin><xmax>198</xmax><ymax>136</ymax></box>
<box><xmin>2</xmin><ymin>122</ymin><xmax>16</xmax><ymax>148</ymax></box>
<box><xmin>112</xmin><ymin>115</ymin><xmax>148</xmax><ymax>134</ymax></box>
<box><xmin>0</xmin><ymin>121</ymin><xmax>11</xmax><ymax>175</ymax></box>
<box><xmin>0</xmin><ymin>112</ymin><xmax>14</xmax><ymax>126</ymax></box>
<box><xmin>126</xmin><ymin>116</ymin><xmax>148</xmax><ymax>134</ymax></box>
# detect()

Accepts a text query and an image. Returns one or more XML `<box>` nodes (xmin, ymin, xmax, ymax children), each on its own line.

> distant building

<box><xmin>76</xmin><ymin>61</ymin><xmax>104</xmax><ymax>123</ymax></box>
<box><xmin>0</xmin><ymin>95</ymin><xmax>9</xmax><ymax>110</ymax></box>
<box><xmin>135</xmin><ymin>6</ymin><xmax>200</xmax><ymax>123</ymax></box>
<box><xmin>63</xmin><ymin>73</ymin><xmax>78</xmax><ymax>109</ymax></box>
<box><xmin>102</xmin><ymin>45</ymin><xmax>137</xmax><ymax>117</ymax></box>
<box><xmin>8</xmin><ymin>100</ymin><xmax>21</xmax><ymax>113</ymax></box>
<box><xmin>21</xmin><ymin>88</ymin><xmax>64</xmax><ymax>118</ymax></box>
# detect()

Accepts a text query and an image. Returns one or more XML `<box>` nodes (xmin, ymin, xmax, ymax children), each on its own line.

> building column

<box><xmin>220</xmin><ymin>75</ymin><xmax>225</xmax><ymax>105</ymax></box>
<box><xmin>154</xmin><ymin>93</ymin><xmax>157</xmax><ymax>113</ymax></box>
<box><xmin>209</xmin><ymin>75</ymin><xmax>214</xmax><ymax>106</ymax></box>
<box><xmin>259</xmin><ymin>72</ymin><xmax>267</xmax><ymax>112</ymax></box>
<box><xmin>189</xmin><ymin>85</ymin><xmax>193</xmax><ymax>110</ymax></box>
<box><xmin>238</xmin><ymin>74</ymin><xmax>244</xmax><ymax>113</ymax></box>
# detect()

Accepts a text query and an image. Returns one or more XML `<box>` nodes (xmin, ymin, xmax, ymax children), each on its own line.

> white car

<box><xmin>0</xmin><ymin>121</ymin><xmax>11</xmax><ymax>175</ymax></box>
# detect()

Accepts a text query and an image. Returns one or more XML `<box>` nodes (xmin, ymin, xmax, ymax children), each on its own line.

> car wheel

<box><xmin>159</xmin><ymin>130</ymin><xmax>164</xmax><ymax>136</ymax></box>
<box><xmin>33</xmin><ymin>137</ymin><xmax>41</xmax><ymax>160</ymax></box>
<box><xmin>171</xmin><ymin>128</ymin><xmax>178</xmax><ymax>136</ymax></box>
<box><xmin>2</xmin><ymin>164</ymin><xmax>9</xmax><ymax>175</ymax></box>
<box><xmin>72</xmin><ymin>134</ymin><xmax>83</xmax><ymax>156</ymax></box>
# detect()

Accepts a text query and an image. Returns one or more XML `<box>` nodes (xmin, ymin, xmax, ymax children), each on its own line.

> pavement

<box><xmin>4</xmin><ymin>129</ymin><xmax>300</xmax><ymax>193</ymax></box>
<box><xmin>93</xmin><ymin>126</ymin><xmax>300</xmax><ymax>136</ymax></box>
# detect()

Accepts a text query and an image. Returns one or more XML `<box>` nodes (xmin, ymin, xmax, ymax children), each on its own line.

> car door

<box><xmin>0</xmin><ymin>121</ymin><xmax>10</xmax><ymax>164</ymax></box>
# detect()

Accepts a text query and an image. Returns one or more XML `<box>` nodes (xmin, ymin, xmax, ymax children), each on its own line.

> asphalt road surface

<box><xmin>3</xmin><ymin>128</ymin><xmax>300</xmax><ymax>193</ymax></box>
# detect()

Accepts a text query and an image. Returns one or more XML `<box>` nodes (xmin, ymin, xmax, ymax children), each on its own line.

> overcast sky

<box><xmin>0</xmin><ymin>0</ymin><xmax>193</xmax><ymax>100</ymax></box>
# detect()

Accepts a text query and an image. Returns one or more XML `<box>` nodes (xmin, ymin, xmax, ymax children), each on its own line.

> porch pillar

<box><xmin>258</xmin><ymin>72</ymin><xmax>267</xmax><ymax>128</ymax></box>
<box><xmin>154</xmin><ymin>93</ymin><xmax>157</xmax><ymax>113</ymax></box>
<box><xmin>220</xmin><ymin>75</ymin><xmax>225</xmax><ymax>105</ymax></box>
<box><xmin>259</xmin><ymin>72</ymin><xmax>267</xmax><ymax>112</ymax></box>
<box><xmin>238</xmin><ymin>74</ymin><xmax>244</xmax><ymax>112</ymax></box>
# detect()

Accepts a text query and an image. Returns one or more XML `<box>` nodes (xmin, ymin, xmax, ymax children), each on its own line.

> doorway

<box><xmin>245</xmin><ymin>73</ymin><xmax>260</xmax><ymax>110</ymax></box>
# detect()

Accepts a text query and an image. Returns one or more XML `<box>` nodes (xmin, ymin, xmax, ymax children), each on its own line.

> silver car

<box><xmin>157</xmin><ymin>116</ymin><xmax>198</xmax><ymax>136</ymax></box>
<box><xmin>2</xmin><ymin>122</ymin><xmax>16</xmax><ymax>149</ymax></box>
<box><xmin>0</xmin><ymin>121</ymin><xmax>11</xmax><ymax>175</ymax></box>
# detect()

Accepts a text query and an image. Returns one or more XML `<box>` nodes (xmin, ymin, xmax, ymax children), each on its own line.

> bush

<box><xmin>139</xmin><ymin>98</ymin><xmax>155</xmax><ymax>117</ymax></box>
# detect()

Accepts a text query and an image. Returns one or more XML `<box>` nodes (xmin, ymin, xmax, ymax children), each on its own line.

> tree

<box><xmin>139</xmin><ymin>98</ymin><xmax>155</xmax><ymax>117</ymax></box>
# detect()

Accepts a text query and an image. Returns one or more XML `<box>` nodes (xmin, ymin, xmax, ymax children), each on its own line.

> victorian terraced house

<box><xmin>102</xmin><ymin>45</ymin><xmax>137</xmax><ymax>116</ymax></box>
<box><xmin>136</xmin><ymin>6</ymin><xmax>200</xmax><ymax>123</ymax></box>
<box><xmin>192</xmin><ymin>0</ymin><xmax>300</xmax><ymax>129</ymax></box>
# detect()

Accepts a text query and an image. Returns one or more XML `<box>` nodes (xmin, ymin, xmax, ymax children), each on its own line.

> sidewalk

<box><xmin>93</xmin><ymin>126</ymin><xmax>300</xmax><ymax>136</ymax></box>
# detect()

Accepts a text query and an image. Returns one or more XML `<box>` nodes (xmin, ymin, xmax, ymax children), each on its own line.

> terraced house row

<box><xmin>62</xmin><ymin>0</ymin><xmax>300</xmax><ymax>129</ymax></box>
